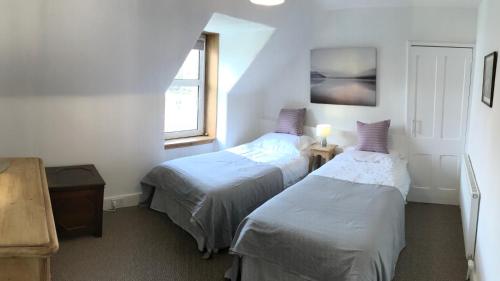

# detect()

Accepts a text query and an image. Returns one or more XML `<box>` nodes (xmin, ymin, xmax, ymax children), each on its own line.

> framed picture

<box><xmin>482</xmin><ymin>51</ymin><xmax>498</xmax><ymax>108</ymax></box>
<box><xmin>310</xmin><ymin>47</ymin><xmax>377</xmax><ymax>106</ymax></box>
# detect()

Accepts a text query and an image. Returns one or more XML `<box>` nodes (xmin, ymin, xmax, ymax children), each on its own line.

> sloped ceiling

<box><xmin>204</xmin><ymin>13</ymin><xmax>275</xmax><ymax>147</ymax></box>
<box><xmin>316</xmin><ymin>0</ymin><xmax>480</xmax><ymax>10</ymax></box>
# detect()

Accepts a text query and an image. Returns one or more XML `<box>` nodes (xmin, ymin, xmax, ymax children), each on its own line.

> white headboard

<box><xmin>259</xmin><ymin>118</ymin><xmax>409</xmax><ymax>157</ymax></box>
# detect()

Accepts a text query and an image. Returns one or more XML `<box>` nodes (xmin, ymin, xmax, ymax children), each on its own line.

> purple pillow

<box><xmin>356</xmin><ymin>120</ymin><xmax>391</xmax><ymax>154</ymax></box>
<box><xmin>275</xmin><ymin>108</ymin><xmax>306</xmax><ymax>136</ymax></box>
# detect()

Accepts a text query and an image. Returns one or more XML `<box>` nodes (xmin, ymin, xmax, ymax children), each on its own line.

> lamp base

<box><xmin>321</xmin><ymin>137</ymin><xmax>327</xmax><ymax>147</ymax></box>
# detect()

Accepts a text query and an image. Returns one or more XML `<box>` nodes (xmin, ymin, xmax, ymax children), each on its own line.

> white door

<box><xmin>407</xmin><ymin>46</ymin><xmax>473</xmax><ymax>205</ymax></box>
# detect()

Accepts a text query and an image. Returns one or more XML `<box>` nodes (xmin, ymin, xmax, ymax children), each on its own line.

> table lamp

<box><xmin>316</xmin><ymin>124</ymin><xmax>332</xmax><ymax>147</ymax></box>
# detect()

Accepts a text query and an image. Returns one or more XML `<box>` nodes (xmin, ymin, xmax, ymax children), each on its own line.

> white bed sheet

<box><xmin>312</xmin><ymin>149</ymin><xmax>411</xmax><ymax>200</ymax></box>
<box><xmin>228</xmin><ymin>144</ymin><xmax>309</xmax><ymax>187</ymax></box>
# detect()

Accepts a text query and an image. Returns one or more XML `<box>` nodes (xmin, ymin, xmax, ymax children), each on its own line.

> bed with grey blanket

<box><xmin>141</xmin><ymin>150</ymin><xmax>284</xmax><ymax>253</ymax></box>
<box><xmin>228</xmin><ymin>175</ymin><xmax>406</xmax><ymax>281</ymax></box>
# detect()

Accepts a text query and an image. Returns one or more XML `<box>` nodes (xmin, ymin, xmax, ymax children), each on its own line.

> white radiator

<box><xmin>460</xmin><ymin>154</ymin><xmax>480</xmax><ymax>279</ymax></box>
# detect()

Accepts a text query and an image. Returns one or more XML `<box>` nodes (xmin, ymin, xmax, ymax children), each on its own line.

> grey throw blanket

<box><xmin>141</xmin><ymin>150</ymin><xmax>284</xmax><ymax>251</ymax></box>
<box><xmin>230</xmin><ymin>175</ymin><xmax>405</xmax><ymax>281</ymax></box>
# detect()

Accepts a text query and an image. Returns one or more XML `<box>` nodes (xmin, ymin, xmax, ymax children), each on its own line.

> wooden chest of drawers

<box><xmin>45</xmin><ymin>165</ymin><xmax>105</xmax><ymax>238</ymax></box>
<box><xmin>0</xmin><ymin>158</ymin><xmax>59</xmax><ymax>281</ymax></box>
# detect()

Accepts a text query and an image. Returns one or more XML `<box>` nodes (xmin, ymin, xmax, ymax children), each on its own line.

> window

<box><xmin>165</xmin><ymin>36</ymin><xmax>206</xmax><ymax>139</ymax></box>
<box><xmin>164</xmin><ymin>33</ymin><xmax>219</xmax><ymax>149</ymax></box>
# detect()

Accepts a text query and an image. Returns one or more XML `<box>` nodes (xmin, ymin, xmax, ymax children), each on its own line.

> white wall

<box><xmin>466</xmin><ymin>0</ymin><xmax>500</xmax><ymax>280</ymax></box>
<box><xmin>260</xmin><ymin>6</ymin><xmax>477</xmax><ymax>145</ymax></box>
<box><xmin>0</xmin><ymin>0</ymin><xmax>312</xmax><ymax>198</ymax></box>
<box><xmin>205</xmin><ymin>13</ymin><xmax>276</xmax><ymax>148</ymax></box>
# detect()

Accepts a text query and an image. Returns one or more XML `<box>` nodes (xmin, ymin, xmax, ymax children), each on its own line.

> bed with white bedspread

<box><xmin>141</xmin><ymin>133</ymin><xmax>314</xmax><ymax>253</ymax></box>
<box><xmin>228</xmin><ymin>149</ymin><xmax>411</xmax><ymax>281</ymax></box>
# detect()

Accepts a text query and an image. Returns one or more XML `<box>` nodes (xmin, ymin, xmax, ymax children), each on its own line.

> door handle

<box><xmin>412</xmin><ymin>120</ymin><xmax>422</xmax><ymax>136</ymax></box>
<box><xmin>412</xmin><ymin>120</ymin><xmax>417</xmax><ymax>137</ymax></box>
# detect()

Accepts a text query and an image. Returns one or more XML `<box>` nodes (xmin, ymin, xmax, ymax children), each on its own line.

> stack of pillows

<box><xmin>274</xmin><ymin>108</ymin><xmax>391</xmax><ymax>155</ymax></box>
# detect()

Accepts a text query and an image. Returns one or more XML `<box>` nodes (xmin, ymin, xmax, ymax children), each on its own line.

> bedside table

<box><xmin>309</xmin><ymin>144</ymin><xmax>338</xmax><ymax>172</ymax></box>
<box><xmin>45</xmin><ymin>165</ymin><xmax>105</xmax><ymax>238</ymax></box>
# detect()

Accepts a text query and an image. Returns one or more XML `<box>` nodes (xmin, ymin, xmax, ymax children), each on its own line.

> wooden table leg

<box><xmin>95</xmin><ymin>189</ymin><xmax>104</xmax><ymax>237</ymax></box>
<box><xmin>316</xmin><ymin>156</ymin><xmax>322</xmax><ymax>169</ymax></box>
<box><xmin>309</xmin><ymin>156</ymin><xmax>314</xmax><ymax>173</ymax></box>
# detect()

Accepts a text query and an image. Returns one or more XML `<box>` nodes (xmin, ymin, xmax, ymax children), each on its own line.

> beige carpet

<box><xmin>52</xmin><ymin>203</ymin><xmax>466</xmax><ymax>281</ymax></box>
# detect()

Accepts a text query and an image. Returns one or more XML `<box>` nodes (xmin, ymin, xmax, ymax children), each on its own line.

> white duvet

<box><xmin>312</xmin><ymin>149</ymin><xmax>411</xmax><ymax>200</ymax></box>
<box><xmin>228</xmin><ymin>133</ymin><xmax>314</xmax><ymax>187</ymax></box>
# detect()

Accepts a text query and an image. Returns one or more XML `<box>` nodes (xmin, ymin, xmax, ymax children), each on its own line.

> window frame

<box><xmin>164</xmin><ymin>35</ymin><xmax>206</xmax><ymax>140</ymax></box>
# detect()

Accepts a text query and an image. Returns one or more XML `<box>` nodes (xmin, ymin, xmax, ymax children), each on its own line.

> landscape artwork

<box><xmin>311</xmin><ymin>47</ymin><xmax>377</xmax><ymax>106</ymax></box>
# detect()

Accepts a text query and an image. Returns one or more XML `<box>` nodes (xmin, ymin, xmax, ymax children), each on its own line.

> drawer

<box><xmin>0</xmin><ymin>257</ymin><xmax>50</xmax><ymax>281</ymax></box>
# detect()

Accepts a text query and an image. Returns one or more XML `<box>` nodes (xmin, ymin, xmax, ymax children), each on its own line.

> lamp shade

<box><xmin>316</xmin><ymin>124</ymin><xmax>332</xmax><ymax>137</ymax></box>
<box><xmin>250</xmin><ymin>0</ymin><xmax>285</xmax><ymax>6</ymax></box>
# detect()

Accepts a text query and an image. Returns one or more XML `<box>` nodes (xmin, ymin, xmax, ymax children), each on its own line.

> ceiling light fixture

<box><xmin>250</xmin><ymin>0</ymin><xmax>285</xmax><ymax>6</ymax></box>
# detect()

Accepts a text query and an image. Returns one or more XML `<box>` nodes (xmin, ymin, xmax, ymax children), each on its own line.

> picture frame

<box><xmin>482</xmin><ymin>51</ymin><xmax>498</xmax><ymax>108</ymax></box>
<box><xmin>310</xmin><ymin>47</ymin><xmax>377</xmax><ymax>106</ymax></box>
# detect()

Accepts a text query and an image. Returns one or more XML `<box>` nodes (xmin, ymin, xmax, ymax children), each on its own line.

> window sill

<box><xmin>164</xmin><ymin>136</ymin><xmax>216</xmax><ymax>150</ymax></box>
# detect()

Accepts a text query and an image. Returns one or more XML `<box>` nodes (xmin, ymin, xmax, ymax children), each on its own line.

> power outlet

<box><xmin>111</xmin><ymin>199</ymin><xmax>120</xmax><ymax>210</ymax></box>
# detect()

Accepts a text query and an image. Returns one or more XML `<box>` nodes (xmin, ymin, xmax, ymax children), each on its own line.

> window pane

<box><xmin>165</xmin><ymin>86</ymin><xmax>199</xmax><ymax>133</ymax></box>
<box><xmin>174</xmin><ymin>50</ymin><xmax>200</xmax><ymax>80</ymax></box>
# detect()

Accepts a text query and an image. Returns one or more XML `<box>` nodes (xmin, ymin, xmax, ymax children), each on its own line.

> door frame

<box><xmin>405</xmin><ymin>41</ymin><xmax>476</xmax><ymax>153</ymax></box>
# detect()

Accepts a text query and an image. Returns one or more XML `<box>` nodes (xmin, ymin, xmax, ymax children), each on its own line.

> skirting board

<box><xmin>103</xmin><ymin>192</ymin><xmax>142</xmax><ymax>210</ymax></box>
<box><xmin>469</xmin><ymin>267</ymin><xmax>480</xmax><ymax>281</ymax></box>
<box><xmin>407</xmin><ymin>187</ymin><xmax>459</xmax><ymax>206</ymax></box>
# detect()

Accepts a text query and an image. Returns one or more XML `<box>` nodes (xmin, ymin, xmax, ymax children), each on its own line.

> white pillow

<box><xmin>343</xmin><ymin>146</ymin><xmax>404</xmax><ymax>162</ymax></box>
<box><xmin>251</xmin><ymin>133</ymin><xmax>316</xmax><ymax>153</ymax></box>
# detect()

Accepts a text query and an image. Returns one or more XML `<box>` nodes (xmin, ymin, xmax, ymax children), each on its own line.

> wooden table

<box><xmin>0</xmin><ymin>158</ymin><xmax>59</xmax><ymax>281</ymax></box>
<box><xmin>309</xmin><ymin>144</ymin><xmax>338</xmax><ymax>172</ymax></box>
